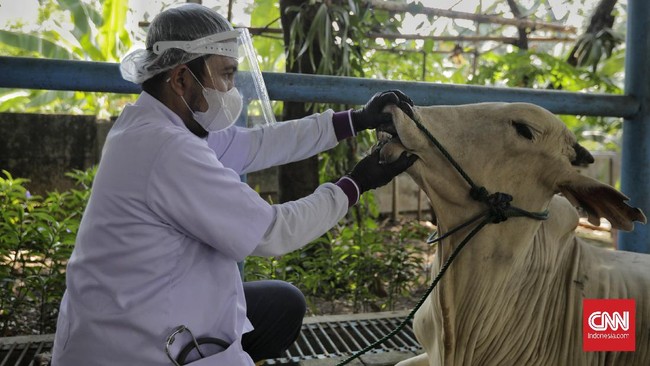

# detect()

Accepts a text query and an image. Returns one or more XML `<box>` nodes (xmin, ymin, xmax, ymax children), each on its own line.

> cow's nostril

<box><xmin>378</xmin><ymin>137</ymin><xmax>405</xmax><ymax>164</ymax></box>
<box><xmin>378</xmin><ymin>123</ymin><xmax>397</xmax><ymax>136</ymax></box>
<box><xmin>376</xmin><ymin>130</ymin><xmax>392</xmax><ymax>142</ymax></box>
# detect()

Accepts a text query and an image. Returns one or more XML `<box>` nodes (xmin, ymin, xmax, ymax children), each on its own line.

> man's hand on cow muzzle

<box><xmin>347</xmin><ymin>145</ymin><xmax>418</xmax><ymax>194</ymax></box>
<box><xmin>352</xmin><ymin>90</ymin><xmax>414</xmax><ymax>132</ymax></box>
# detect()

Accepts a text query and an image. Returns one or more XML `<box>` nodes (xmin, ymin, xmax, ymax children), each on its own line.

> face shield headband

<box><xmin>153</xmin><ymin>29</ymin><xmax>276</xmax><ymax>127</ymax></box>
<box><xmin>152</xmin><ymin>30</ymin><xmax>240</xmax><ymax>58</ymax></box>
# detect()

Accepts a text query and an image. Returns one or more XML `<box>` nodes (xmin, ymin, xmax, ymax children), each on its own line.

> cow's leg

<box><xmin>395</xmin><ymin>353</ymin><xmax>430</xmax><ymax>366</ymax></box>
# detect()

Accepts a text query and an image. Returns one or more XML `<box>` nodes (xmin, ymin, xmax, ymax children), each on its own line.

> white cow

<box><xmin>377</xmin><ymin>103</ymin><xmax>649</xmax><ymax>366</ymax></box>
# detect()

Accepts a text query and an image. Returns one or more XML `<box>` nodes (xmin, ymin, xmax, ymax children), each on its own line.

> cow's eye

<box><xmin>512</xmin><ymin>121</ymin><xmax>534</xmax><ymax>140</ymax></box>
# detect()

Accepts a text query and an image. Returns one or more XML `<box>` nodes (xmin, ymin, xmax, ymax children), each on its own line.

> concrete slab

<box><xmin>359</xmin><ymin>350</ymin><xmax>418</xmax><ymax>365</ymax></box>
<box><xmin>298</xmin><ymin>357</ymin><xmax>363</xmax><ymax>365</ymax></box>
<box><xmin>293</xmin><ymin>350</ymin><xmax>417</xmax><ymax>365</ymax></box>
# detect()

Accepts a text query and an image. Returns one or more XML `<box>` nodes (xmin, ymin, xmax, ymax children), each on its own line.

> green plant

<box><xmin>0</xmin><ymin>0</ymin><xmax>133</xmax><ymax>116</ymax></box>
<box><xmin>0</xmin><ymin>167</ymin><xmax>95</xmax><ymax>336</ymax></box>
<box><xmin>249</xmin><ymin>0</ymin><xmax>286</xmax><ymax>119</ymax></box>
<box><xmin>380</xmin><ymin>221</ymin><xmax>428</xmax><ymax>310</ymax></box>
<box><xmin>245</xmin><ymin>193</ymin><xmax>428</xmax><ymax>315</ymax></box>
<box><xmin>286</xmin><ymin>0</ymin><xmax>359</xmax><ymax>77</ymax></box>
<box><xmin>573</xmin><ymin>28</ymin><xmax>624</xmax><ymax>73</ymax></box>
<box><xmin>471</xmin><ymin>49</ymin><xmax>621</xmax><ymax>92</ymax></box>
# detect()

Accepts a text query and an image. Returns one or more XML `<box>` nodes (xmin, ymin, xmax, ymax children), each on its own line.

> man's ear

<box><xmin>167</xmin><ymin>65</ymin><xmax>190</xmax><ymax>96</ymax></box>
<box><xmin>557</xmin><ymin>170</ymin><xmax>646</xmax><ymax>231</ymax></box>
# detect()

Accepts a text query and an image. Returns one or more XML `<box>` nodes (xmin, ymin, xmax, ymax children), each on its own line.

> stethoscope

<box><xmin>165</xmin><ymin>325</ymin><xmax>230</xmax><ymax>365</ymax></box>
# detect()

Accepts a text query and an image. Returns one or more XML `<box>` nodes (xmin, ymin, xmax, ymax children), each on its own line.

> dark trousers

<box><xmin>241</xmin><ymin>280</ymin><xmax>306</xmax><ymax>362</ymax></box>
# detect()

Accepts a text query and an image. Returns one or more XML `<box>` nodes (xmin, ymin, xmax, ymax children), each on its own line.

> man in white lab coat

<box><xmin>51</xmin><ymin>3</ymin><xmax>416</xmax><ymax>365</ymax></box>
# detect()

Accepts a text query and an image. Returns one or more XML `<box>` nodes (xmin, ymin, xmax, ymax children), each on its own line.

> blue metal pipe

<box><xmin>265</xmin><ymin>73</ymin><xmax>638</xmax><ymax>118</ymax></box>
<box><xmin>0</xmin><ymin>56</ymin><xmax>639</xmax><ymax>118</ymax></box>
<box><xmin>0</xmin><ymin>57</ymin><xmax>137</xmax><ymax>94</ymax></box>
<box><xmin>618</xmin><ymin>0</ymin><xmax>650</xmax><ymax>253</ymax></box>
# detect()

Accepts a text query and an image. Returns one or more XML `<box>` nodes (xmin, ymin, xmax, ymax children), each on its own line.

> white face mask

<box><xmin>182</xmin><ymin>69</ymin><xmax>243</xmax><ymax>132</ymax></box>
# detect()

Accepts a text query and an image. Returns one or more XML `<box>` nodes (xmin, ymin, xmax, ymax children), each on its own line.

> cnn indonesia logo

<box><xmin>583</xmin><ymin>299</ymin><xmax>635</xmax><ymax>352</ymax></box>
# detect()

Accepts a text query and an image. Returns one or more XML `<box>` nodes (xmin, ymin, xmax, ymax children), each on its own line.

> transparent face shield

<box><xmin>153</xmin><ymin>28</ymin><xmax>276</xmax><ymax>127</ymax></box>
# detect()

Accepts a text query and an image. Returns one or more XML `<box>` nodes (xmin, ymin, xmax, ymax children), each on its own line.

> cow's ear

<box><xmin>557</xmin><ymin>172</ymin><xmax>646</xmax><ymax>231</ymax></box>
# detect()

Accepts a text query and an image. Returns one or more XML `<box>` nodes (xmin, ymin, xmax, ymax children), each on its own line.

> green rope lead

<box><xmin>335</xmin><ymin>219</ymin><xmax>490</xmax><ymax>366</ymax></box>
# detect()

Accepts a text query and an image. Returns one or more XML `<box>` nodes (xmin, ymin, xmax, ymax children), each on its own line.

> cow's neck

<box><xmin>431</xmin><ymin>194</ymin><xmax>579</xmax><ymax>364</ymax></box>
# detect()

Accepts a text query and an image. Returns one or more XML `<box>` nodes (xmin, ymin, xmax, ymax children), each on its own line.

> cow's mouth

<box><xmin>376</xmin><ymin>129</ymin><xmax>400</xmax><ymax>144</ymax></box>
<box><xmin>376</xmin><ymin>122</ymin><xmax>438</xmax><ymax>226</ymax></box>
<box><xmin>376</xmin><ymin>103</ymin><xmax>412</xmax><ymax>163</ymax></box>
<box><xmin>376</xmin><ymin>129</ymin><xmax>405</xmax><ymax>164</ymax></box>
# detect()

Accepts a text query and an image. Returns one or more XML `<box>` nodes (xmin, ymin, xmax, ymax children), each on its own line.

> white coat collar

<box><xmin>135</xmin><ymin>91</ymin><xmax>187</xmax><ymax>129</ymax></box>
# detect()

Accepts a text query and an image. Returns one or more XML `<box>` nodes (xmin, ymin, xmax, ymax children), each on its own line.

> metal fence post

<box><xmin>618</xmin><ymin>0</ymin><xmax>650</xmax><ymax>253</ymax></box>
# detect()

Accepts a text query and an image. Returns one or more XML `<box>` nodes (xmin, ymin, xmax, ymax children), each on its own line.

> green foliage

<box><xmin>573</xmin><ymin>28</ymin><xmax>624</xmax><ymax>72</ymax></box>
<box><xmin>0</xmin><ymin>0</ymin><xmax>133</xmax><ymax>117</ymax></box>
<box><xmin>0</xmin><ymin>168</ymin><xmax>95</xmax><ymax>336</ymax></box>
<box><xmin>249</xmin><ymin>0</ymin><xmax>284</xmax><ymax>71</ymax></box>
<box><xmin>248</xmin><ymin>0</ymin><xmax>286</xmax><ymax>118</ymax></box>
<box><xmin>471</xmin><ymin>49</ymin><xmax>621</xmax><ymax>92</ymax></box>
<box><xmin>286</xmin><ymin>1</ymin><xmax>357</xmax><ymax>76</ymax></box>
<box><xmin>245</xmin><ymin>195</ymin><xmax>427</xmax><ymax>314</ymax></box>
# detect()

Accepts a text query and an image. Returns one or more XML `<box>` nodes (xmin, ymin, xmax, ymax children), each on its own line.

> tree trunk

<box><xmin>278</xmin><ymin>0</ymin><xmax>322</xmax><ymax>202</ymax></box>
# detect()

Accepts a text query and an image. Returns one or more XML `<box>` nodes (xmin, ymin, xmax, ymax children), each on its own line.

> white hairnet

<box><xmin>120</xmin><ymin>4</ymin><xmax>233</xmax><ymax>84</ymax></box>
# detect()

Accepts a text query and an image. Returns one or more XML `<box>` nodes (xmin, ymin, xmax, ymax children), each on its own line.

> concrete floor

<box><xmin>294</xmin><ymin>350</ymin><xmax>420</xmax><ymax>365</ymax></box>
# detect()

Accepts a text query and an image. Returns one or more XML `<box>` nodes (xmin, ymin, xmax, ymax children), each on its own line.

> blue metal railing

<box><xmin>0</xmin><ymin>56</ymin><xmax>640</xmax><ymax>118</ymax></box>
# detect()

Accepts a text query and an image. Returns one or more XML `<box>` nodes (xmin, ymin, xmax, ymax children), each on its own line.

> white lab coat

<box><xmin>51</xmin><ymin>92</ymin><xmax>350</xmax><ymax>365</ymax></box>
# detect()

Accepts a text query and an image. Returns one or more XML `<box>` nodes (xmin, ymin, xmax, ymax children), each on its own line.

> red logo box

<box><xmin>583</xmin><ymin>299</ymin><xmax>635</xmax><ymax>352</ymax></box>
